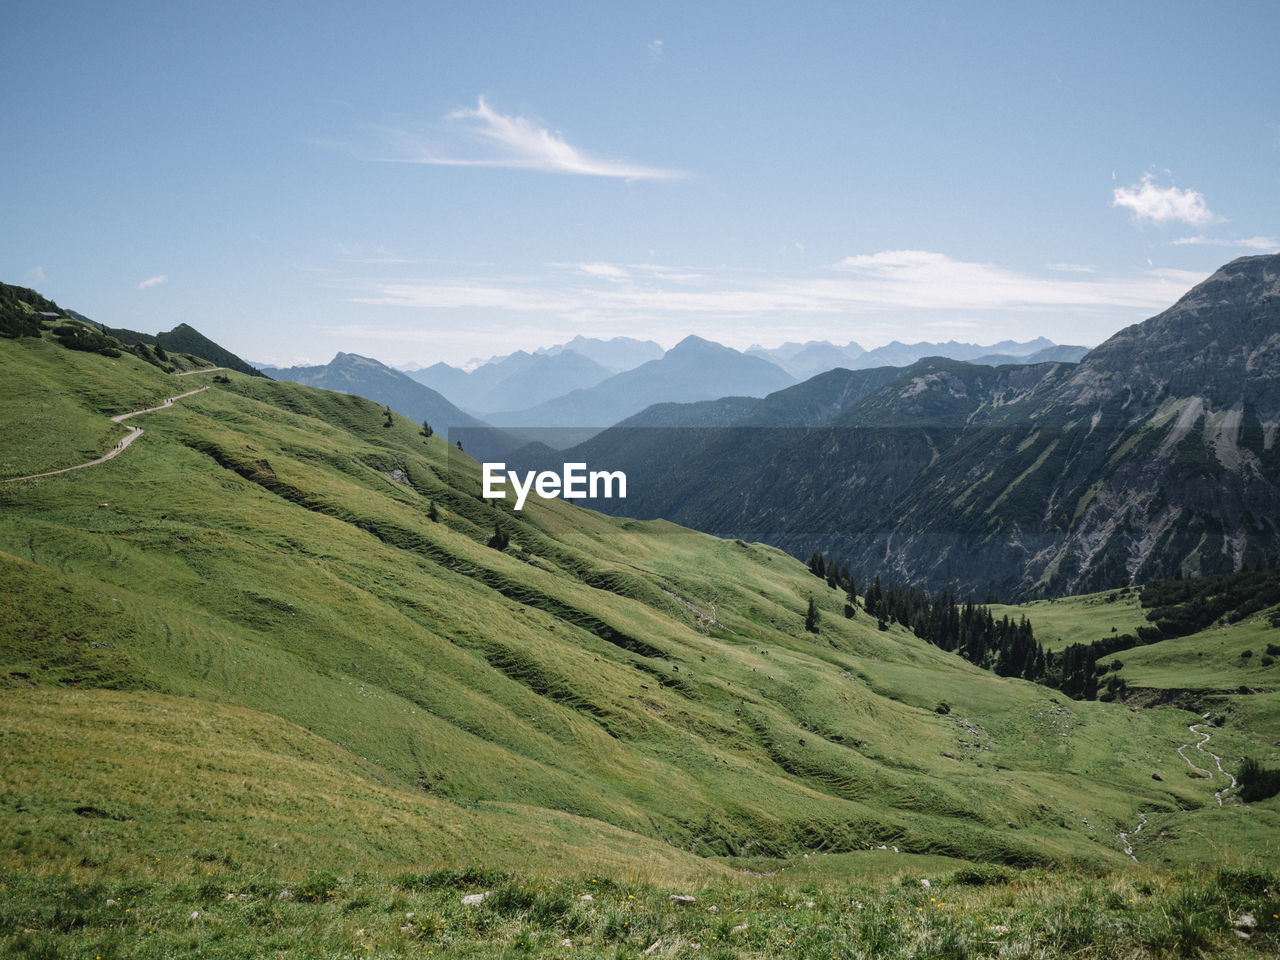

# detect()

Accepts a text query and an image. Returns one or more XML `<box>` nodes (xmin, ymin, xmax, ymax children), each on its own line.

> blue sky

<box><xmin>4</xmin><ymin>1</ymin><xmax>1278</xmax><ymax>367</ymax></box>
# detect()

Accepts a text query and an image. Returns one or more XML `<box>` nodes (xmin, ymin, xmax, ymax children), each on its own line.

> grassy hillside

<box><xmin>988</xmin><ymin>589</ymin><xmax>1147</xmax><ymax>652</ymax></box>
<box><xmin>3</xmin><ymin>329</ymin><xmax>1279</xmax><ymax>956</ymax></box>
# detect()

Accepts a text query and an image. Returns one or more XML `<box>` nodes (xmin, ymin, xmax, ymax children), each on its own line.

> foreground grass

<box><xmin>1</xmin><ymin>865</ymin><xmax>1276</xmax><ymax>959</ymax></box>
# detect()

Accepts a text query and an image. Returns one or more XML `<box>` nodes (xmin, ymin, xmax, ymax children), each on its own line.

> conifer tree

<box><xmin>804</xmin><ymin>596</ymin><xmax>819</xmax><ymax>633</ymax></box>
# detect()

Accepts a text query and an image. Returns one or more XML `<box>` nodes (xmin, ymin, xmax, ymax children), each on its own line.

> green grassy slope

<box><xmin>986</xmin><ymin>588</ymin><xmax>1280</xmax><ymax>867</ymax></box>
<box><xmin>0</xmin><ymin>333</ymin><xmax>1268</xmax><ymax>883</ymax></box>
<box><xmin>988</xmin><ymin>589</ymin><xmax>1147</xmax><ymax>652</ymax></box>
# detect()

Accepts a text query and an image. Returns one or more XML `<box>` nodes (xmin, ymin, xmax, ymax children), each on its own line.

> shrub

<box><xmin>1238</xmin><ymin>757</ymin><xmax>1280</xmax><ymax>803</ymax></box>
<box><xmin>946</xmin><ymin>864</ymin><xmax>1013</xmax><ymax>885</ymax></box>
<box><xmin>296</xmin><ymin>871</ymin><xmax>340</xmax><ymax>902</ymax></box>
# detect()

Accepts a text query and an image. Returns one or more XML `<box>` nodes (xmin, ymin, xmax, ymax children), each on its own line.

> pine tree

<box><xmin>428</xmin><ymin>501</ymin><xmax>439</xmax><ymax>521</ymax></box>
<box><xmin>804</xmin><ymin>596</ymin><xmax>819</xmax><ymax>633</ymax></box>
<box><xmin>808</xmin><ymin>552</ymin><xmax>826</xmax><ymax>579</ymax></box>
<box><xmin>421</xmin><ymin>421</ymin><xmax>434</xmax><ymax>439</ymax></box>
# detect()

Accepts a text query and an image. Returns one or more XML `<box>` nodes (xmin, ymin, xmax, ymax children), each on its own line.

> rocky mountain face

<box><xmin>559</xmin><ymin>255</ymin><xmax>1280</xmax><ymax>599</ymax></box>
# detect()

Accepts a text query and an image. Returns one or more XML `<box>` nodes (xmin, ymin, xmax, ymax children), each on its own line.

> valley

<box><xmin>1</xmin><ymin>287</ymin><xmax>1277</xmax><ymax>958</ymax></box>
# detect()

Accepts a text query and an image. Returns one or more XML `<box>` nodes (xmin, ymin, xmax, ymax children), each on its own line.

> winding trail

<box><xmin>2</xmin><ymin>383</ymin><xmax>211</xmax><ymax>483</ymax></box>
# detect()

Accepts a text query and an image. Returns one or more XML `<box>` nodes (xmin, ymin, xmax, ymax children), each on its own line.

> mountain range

<box><xmin>256</xmin><ymin>352</ymin><xmax>523</xmax><ymax>459</ymax></box>
<box><xmin>400</xmin><ymin>334</ymin><xmax>1085</xmax><ymax>426</ymax></box>
<box><xmin>2</xmin><ymin>273</ymin><xmax>1277</xmax><ymax>952</ymax></box>
<box><xmin>3</xmin><ymin>296</ymin><xmax>1203</xmax><ymax>876</ymax></box>
<box><xmin>525</xmin><ymin>254</ymin><xmax>1280</xmax><ymax>600</ymax></box>
<box><xmin>483</xmin><ymin>335</ymin><xmax>798</xmax><ymax>429</ymax></box>
<box><xmin>407</xmin><ymin>348</ymin><xmax>615</xmax><ymax>414</ymax></box>
<box><xmin>745</xmin><ymin>337</ymin><xmax>1087</xmax><ymax>380</ymax></box>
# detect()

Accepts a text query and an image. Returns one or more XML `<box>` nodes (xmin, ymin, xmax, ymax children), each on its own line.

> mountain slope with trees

<box><xmin>551</xmin><ymin>255</ymin><xmax>1280</xmax><ymax>599</ymax></box>
<box><xmin>3</xmin><ymin>321</ymin><xmax>1247</xmax><ymax>880</ymax></box>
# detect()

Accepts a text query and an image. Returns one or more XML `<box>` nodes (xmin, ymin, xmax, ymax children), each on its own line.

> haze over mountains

<box><xmin>746</xmin><ymin>337</ymin><xmax>1088</xmax><ymax>380</ymax></box>
<box><xmin>271</xmin><ymin>332</ymin><xmax>1083</xmax><ymax>443</ymax></box>
<box><xmin>259</xmin><ymin>352</ymin><xmax>486</xmax><ymax>435</ymax></box>
<box><xmin>536</xmin><ymin>254</ymin><xmax>1280</xmax><ymax>599</ymax></box>
<box><xmin>90</xmin><ymin>253</ymin><xmax>1279</xmax><ymax>604</ymax></box>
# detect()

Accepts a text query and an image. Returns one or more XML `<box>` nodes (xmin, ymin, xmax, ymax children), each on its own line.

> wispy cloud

<box><xmin>138</xmin><ymin>274</ymin><xmax>168</xmax><ymax>290</ymax></box>
<box><xmin>576</xmin><ymin>262</ymin><xmax>631</xmax><ymax>279</ymax></box>
<box><xmin>382</xmin><ymin>96</ymin><xmax>684</xmax><ymax>181</ymax></box>
<box><xmin>1112</xmin><ymin>173</ymin><xmax>1216</xmax><ymax>225</ymax></box>
<box><xmin>1171</xmin><ymin>234</ymin><xmax>1280</xmax><ymax>252</ymax></box>
<box><xmin>349</xmin><ymin>251</ymin><xmax>1202</xmax><ymax>323</ymax></box>
<box><xmin>24</xmin><ymin>265</ymin><xmax>46</xmax><ymax>286</ymax></box>
<box><xmin>828</xmin><ymin>250</ymin><xmax>1198</xmax><ymax>310</ymax></box>
<box><xmin>648</xmin><ymin>39</ymin><xmax>664</xmax><ymax>61</ymax></box>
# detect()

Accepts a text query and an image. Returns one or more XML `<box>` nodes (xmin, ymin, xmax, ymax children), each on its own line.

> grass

<box><xmin>988</xmin><ymin>588</ymin><xmax>1147</xmax><ymax>652</ymax></box>
<box><xmin>1</xmin><ymin>865</ymin><xmax>1276</xmax><ymax>958</ymax></box>
<box><xmin>2</xmin><ymin>330</ymin><xmax>1279</xmax><ymax>956</ymax></box>
<box><xmin>1113</xmin><ymin>618</ymin><xmax>1280</xmax><ymax>690</ymax></box>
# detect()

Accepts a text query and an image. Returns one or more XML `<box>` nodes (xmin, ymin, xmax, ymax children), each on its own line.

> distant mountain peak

<box><xmin>669</xmin><ymin>334</ymin><xmax>729</xmax><ymax>355</ymax></box>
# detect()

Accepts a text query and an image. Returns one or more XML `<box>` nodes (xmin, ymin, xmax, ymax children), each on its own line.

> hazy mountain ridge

<box><xmin>555</xmin><ymin>255</ymin><xmax>1280</xmax><ymax>599</ymax></box>
<box><xmin>486</xmin><ymin>334</ymin><xmax>797</xmax><ymax>429</ymax></box>
<box><xmin>407</xmin><ymin>348</ymin><xmax>615</xmax><ymax>413</ymax></box>
<box><xmin>534</xmin><ymin>334</ymin><xmax>665</xmax><ymax>372</ymax></box>
<box><xmin>404</xmin><ymin>335</ymin><xmax>1082</xmax><ymax>431</ymax></box>
<box><xmin>258</xmin><ymin>352</ymin><xmax>518</xmax><ymax>458</ymax></box>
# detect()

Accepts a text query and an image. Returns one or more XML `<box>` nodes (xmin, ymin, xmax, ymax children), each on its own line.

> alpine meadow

<box><xmin>6</xmin><ymin>4</ymin><xmax>1280</xmax><ymax>956</ymax></box>
<box><xmin>2</xmin><ymin>270</ymin><xmax>1278</xmax><ymax>958</ymax></box>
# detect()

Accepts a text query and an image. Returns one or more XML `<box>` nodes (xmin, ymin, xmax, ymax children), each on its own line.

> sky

<box><xmin>4</xmin><ymin>0</ymin><xmax>1279</xmax><ymax>368</ymax></box>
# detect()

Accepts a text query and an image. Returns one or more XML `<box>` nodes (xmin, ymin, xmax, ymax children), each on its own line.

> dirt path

<box><xmin>2</xmin><ymin>385</ymin><xmax>210</xmax><ymax>483</ymax></box>
<box><xmin>175</xmin><ymin>366</ymin><xmax>226</xmax><ymax>376</ymax></box>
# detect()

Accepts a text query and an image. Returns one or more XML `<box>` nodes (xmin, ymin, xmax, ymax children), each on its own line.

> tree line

<box><xmin>808</xmin><ymin>554</ymin><xmax>1117</xmax><ymax>701</ymax></box>
<box><xmin>810</xmin><ymin>555</ymin><xmax>1280</xmax><ymax>702</ymax></box>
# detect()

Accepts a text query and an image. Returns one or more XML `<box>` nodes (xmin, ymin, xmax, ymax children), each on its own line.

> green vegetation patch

<box><xmin>0</xmin><ymin>866</ymin><xmax>1276</xmax><ymax>959</ymax></box>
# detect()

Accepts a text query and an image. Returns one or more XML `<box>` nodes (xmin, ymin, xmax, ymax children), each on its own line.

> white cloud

<box><xmin>1112</xmin><ymin>173</ymin><xmax>1216</xmax><ymax>225</ymax></box>
<box><xmin>1047</xmin><ymin>262</ymin><xmax>1096</xmax><ymax>273</ymax></box>
<box><xmin>350</xmin><ymin>251</ymin><xmax>1202</xmax><ymax>326</ymax></box>
<box><xmin>576</xmin><ymin>262</ymin><xmax>630</xmax><ymax>279</ymax></box>
<box><xmin>829</xmin><ymin>251</ymin><xmax>1198</xmax><ymax>310</ymax></box>
<box><xmin>24</xmin><ymin>265</ymin><xmax>46</xmax><ymax>286</ymax></box>
<box><xmin>386</xmin><ymin>97</ymin><xmax>684</xmax><ymax>181</ymax></box>
<box><xmin>138</xmin><ymin>274</ymin><xmax>168</xmax><ymax>290</ymax></box>
<box><xmin>1171</xmin><ymin>234</ymin><xmax>1280</xmax><ymax>252</ymax></box>
<box><xmin>648</xmin><ymin>39</ymin><xmax>664</xmax><ymax>61</ymax></box>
